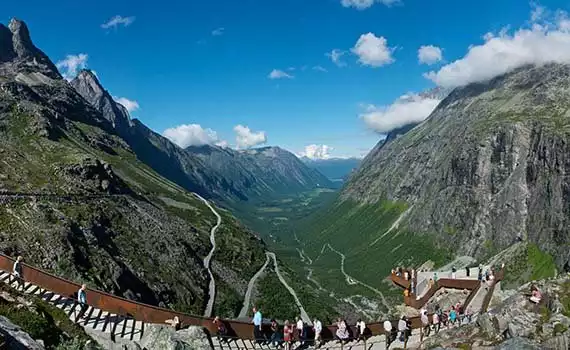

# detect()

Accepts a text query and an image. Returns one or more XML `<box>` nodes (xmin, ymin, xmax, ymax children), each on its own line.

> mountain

<box><xmin>0</xmin><ymin>18</ymin><xmax>268</xmax><ymax>318</ymax></box>
<box><xmin>70</xmin><ymin>70</ymin><xmax>332</xmax><ymax>207</ymax></box>
<box><xmin>300</xmin><ymin>63</ymin><xmax>570</xmax><ymax>301</ymax></box>
<box><xmin>301</xmin><ymin>157</ymin><xmax>361</xmax><ymax>182</ymax></box>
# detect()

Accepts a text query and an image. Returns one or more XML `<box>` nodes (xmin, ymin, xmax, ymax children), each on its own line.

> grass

<box><xmin>0</xmin><ymin>284</ymin><xmax>94</xmax><ymax>349</ymax></box>
<box><xmin>502</xmin><ymin>243</ymin><xmax>557</xmax><ymax>288</ymax></box>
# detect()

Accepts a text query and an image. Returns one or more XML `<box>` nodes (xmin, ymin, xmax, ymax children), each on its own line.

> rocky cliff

<box><xmin>342</xmin><ymin>63</ymin><xmax>570</xmax><ymax>272</ymax></box>
<box><xmin>0</xmin><ymin>18</ymin><xmax>267</xmax><ymax>318</ymax></box>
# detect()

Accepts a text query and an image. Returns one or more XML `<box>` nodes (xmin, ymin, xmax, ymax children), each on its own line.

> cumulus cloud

<box><xmin>163</xmin><ymin>124</ymin><xmax>221</xmax><ymax>148</ymax></box>
<box><xmin>212</xmin><ymin>27</ymin><xmax>225</xmax><ymax>36</ymax></box>
<box><xmin>352</xmin><ymin>33</ymin><xmax>395</xmax><ymax>67</ymax></box>
<box><xmin>361</xmin><ymin>94</ymin><xmax>442</xmax><ymax>133</ymax></box>
<box><xmin>101</xmin><ymin>15</ymin><xmax>136</xmax><ymax>29</ymax></box>
<box><xmin>298</xmin><ymin>144</ymin><xmax>333</xmax><ymax>160</ymax></box>
<box><xmin>56</xmin><ymin>53</ymin><xmax>89</xmax><ymax>81</ymax></box>
<box><xmin>424</xmin><ymin>7</ymin><xmax>570</xmax><ymax>88</ymax></box>
<box><xmin>341</xmin><ymin>0</ymin><xmax>400</xmax><ymax>10</ymax></box>
<box><xmin>313</xmin><ymin>65</ymin><xmax>328</xmax><ymax>72</ymax></box>
<box><xmin>268</xmin><ymin>69</ymin><xmax>294</xmax><ymax>79</ymax></box>
<box><xmin>234</xmin><ymin>125</ymin><xmax>267</xmax><ymax>149</ymax></box>
<box><xmin>326</xmin><ymin>49</ymin><xmax>347</xmax><ymax>67</ymax></box>
<box><xmin>114</xmin><ymin>97</ymin><xmax>140</xmax><ymax>113</ymax></box>
<box><xmin>418</xmin><ymin>45</ymin><xmax>443</xmax><ymax>65</ymax></box>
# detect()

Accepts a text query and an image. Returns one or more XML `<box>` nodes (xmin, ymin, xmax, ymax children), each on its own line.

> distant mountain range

<box><xmin>71</xmin><ymin>70</ymin><xmax>333</xmax><ymax>207</ymax></box>
<box><xmin>300</xmin><ymin>157</ymin><xmax>361</xmax><ymax>182</ymax></box>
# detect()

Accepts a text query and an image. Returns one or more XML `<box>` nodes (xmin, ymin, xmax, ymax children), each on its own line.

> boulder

<box><xmin>138</xmin><ymin>324</ymin><xmax>211</xmax><ymax>350</ymax></box>
<box><xmin>493</xmin><ymin>337</ymin><xmax>542</xmax><ymax>350</ymax></box>
<box><xmin>0</xmin><ymin>316</ymin><xmax>45</xmax><ymax>350</ymax></box>
<box><xmin>543</xmin><ymin>334</ymin><xmax>570</xmax><ymax>350</ymax></box>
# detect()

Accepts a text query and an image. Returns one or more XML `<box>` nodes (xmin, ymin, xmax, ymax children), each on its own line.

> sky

<box><xmin>4</xmin><ymin>0</ymin><xmax>570</xmax><ymax>159</ymax></box>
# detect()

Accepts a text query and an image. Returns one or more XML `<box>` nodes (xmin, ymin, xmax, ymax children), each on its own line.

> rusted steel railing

<box><xmin>0</xmin><ymin>252</ymin><xmax>504</xmax><ymax>341</ymax></box>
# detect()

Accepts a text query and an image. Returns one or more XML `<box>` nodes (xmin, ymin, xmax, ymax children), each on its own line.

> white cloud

<box><xmin>531</xmin><ymin>3</ymin><xmax>545</xmax><ymax>22</ymax></box>
<box><xmin>298</xmin><ymin>144</ymin><xmax>333</xmax><ymax>160</ymax></box>
<box><xmin>361</xmin><ymin>94</ymin><xmax>442</xmax><ymax>133</ymax></box>
<box><xmin>101</xmin><ymin>15</ymin><xmax>136</xmax><ymax>29</ymax></box>
<box><xmin>312</xmin><ymin>65</ymin><xmax>328</xmax><ymax>72</ymax></box>
<box><xmin>56</xmin><ymin>53</ymin><xmax>89</xmax><ymax>81</ymax></box>
<box><xmin>234</xmin><ymin>125</ymin><xmax>267</xmax><ymax>149</ymax></box>
<box><xmin>268</xmin><ymin>69</ymin><xmax>294</xmax><ymax>79</ymax></box>
<box><xmin>418</xmin><ymin>45</ymin><xmax>443</xmax><ymax>65</ymax></box>
<box><xmin>163</xmin><ymin>124</ymin><xmax>221</xmax><ymax>148</ymax></box>
<box><xmin>114</xmin><ymin>97</ymin><xmax>140</xmax><ymax>113</ymax></box>
<box><xmin>351</xmin><ymin>33</ymin><xmax>395</xmax><ymax>67</ymax></box>
<box><xmin>341</xmin><ymin>0</ymin><xmax>400</xmax><ymax>10</ymax></box>
<box><xmin>425</xmin><ymin>7</ymin><xmax>570</xmax><ymax>88</ymax></box>
<box><xmin>212</xmin><ymin>27</ymin><xmax>225</xmax><ymax>36</ymax></box>
<box><xmin>326</xmin><ymin>49</ymin><xmax>347</xmax><ymax>67</ymax></box>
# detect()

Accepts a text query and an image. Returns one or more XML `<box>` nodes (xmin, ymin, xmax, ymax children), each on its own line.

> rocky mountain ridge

<box><xmin>70</xmin><ymin>70</ymin><xmax>332</xmax><ymax>207</ymax></box>
<box><xmin>343</xmin><ymin>63</ymin><xmax>570</xmax><ymax>271</ymax></box>
<box><xmin>0</xmin><ymin>18</ymin><xmax>267</xmax><ymax>318</ymax></box>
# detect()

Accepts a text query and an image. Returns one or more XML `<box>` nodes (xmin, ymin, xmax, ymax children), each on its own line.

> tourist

<box><xmin>449</xmin><ymin>306</ymin><xmax>457</xmax><ymax>327</ymax></box>
<box><xmin>269</xmin><ymin>319</ymin><xmax>282</xmax><ymax>347</ymax></box>
<box><xmin>356</xmin><ymin>318</ymin><xmax>366</xmax><ymax>342</ymax></box>
<box><xmin>465</xmin><ymin>306</ymin><xmax>473</xmax><ymax>323</ymax></box>
<box><xmin>383</xmin><ymin>320</ymin><xmax>394</xmax><ymax>350</ymax></box>
<box><xmin>465</xmin><ymin>266</ymin><xmax>470</xmax><ymax>277</ymax></box>
<box><xmin>432</xmin><ymin>312</ymin><xmax>440</xmax><ymax>333</ymax></box>
<box><xmin>313</xmin><ymin>318</ymin><xmax>323</xmax><ymax>348</ymax></box>
<box><xmin>478</xmin><ymin>265</ymin><xmax>483</xmax><ymax>281</ymax></box>
<box><xmin>404</xmin><ymin>288</ymin><xmax>410</xmax><ymax>297</ymax></box>
<box><xmin>213</xmin><ymin>316</ymin><xmax>228</xmax><ymax>342</ymax></box>
<box><xmin>252</xmin><ymin>307</ymin><xmax>263</xmax><ymax>344</ymax></box>
<box><xmin>428</xmin><ymin>278</ymin><xmax>435</xmax><ymax>289</ymax></box>
<box><xmin>296</xmin><ymin>317</ymin><xmax>305</xmax><ymax>345</ymax></box>
<box><xmin>451</xmin><ymin>266</ymin><xmax>457</xmax><ymax>279</ymax></box>
<box><xmin>335</xmin><ymin>318</ymin><xmax>349</xmax><ymax>343</ymax></box>
<box><xmin>397</xmin><ymin>316</ymin><xmax>408</xmax><ymax>343</ymax></box>
<box><xmin>76</xmin><ymin>284</ymin><xmax>88</xmax><ymax>322</ymax></box>
<box><xmin>283</xmin><ymin>320</ymin><xmax>293</xmax><ymax>350</ymax></box>
<box><xmin>12</xmin><ymin>256</ymin><xmax>24</xmax><ymax>291</ymax></box>
<box><xmin>530</xmin><ymin>285</ymin><xmax>542</xmax><ymax>304</ymax></box>
<box><xmin>433</xmin><ymin>272</ymin><xmax>439</xmax><ymax>283</ymax></box>
<box><xmin>404</xmin><ymin>270</ymin><xmax>409</xmax><ymax>280</ymax></box>
<box><xmin>420</xmin><ymin>308</ymin><xmax>431</xmax><ymax>339</ymax></box>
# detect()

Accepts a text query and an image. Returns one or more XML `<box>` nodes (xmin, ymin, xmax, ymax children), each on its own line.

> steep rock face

<box><xmin>343</xmin><ymin>63</ymin><xmax>570</xmax><ymax>270</ymax></box>
<box><xmin>70</xmin><ymin>70</ymin><xmax>132</xmax><ymax>129</ymax></box>
<box><xmin>0</xmin><ymin>19</ymin><xmax>60</xmax><ymax>79</ymax></box>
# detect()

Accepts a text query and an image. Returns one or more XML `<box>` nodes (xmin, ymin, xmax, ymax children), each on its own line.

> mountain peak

<box><xmin>73</xmin><ymin>69</ymin><xmax>105</xmax><ymax>96</ymax></box>
<box><xmin>0</xmin><ymin>18</ymin><xmax>60</xmax><ymax>79</ymax></box>
<box><xmin>8</xmin><ymin>18</ymin><xmax>33</xmax><ymax>57</ymax></box>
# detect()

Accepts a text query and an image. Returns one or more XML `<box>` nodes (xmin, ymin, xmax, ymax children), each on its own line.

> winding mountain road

<box><xmin>238</xmin><ymin>253</ymin><xmax>271</xmax><ymax>318</ymax></box>
<box><xmin>324</xmin><ymin>244</ymin><xmax>391</xmax><ymax>312</ymax></box>
<box><xmin>193</xmin><ymin>193</ymin><xmax>222</xmax><ymax>318</ymax></box>
<box><xmin>267</xmin><ymin>252</ymin><xmax>312</xmax><ymax>324</ymax></box>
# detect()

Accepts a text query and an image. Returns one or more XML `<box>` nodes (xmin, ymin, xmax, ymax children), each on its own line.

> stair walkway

<box><xmin>0</xmin><ymin>271</ymin><xmax>145</xmax><ymax>342</ymax></box>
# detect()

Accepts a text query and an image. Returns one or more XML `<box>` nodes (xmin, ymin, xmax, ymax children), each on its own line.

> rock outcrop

<box><xmin>0</xmin><ymin>316</ymin><xmax>45</xmax><ymax>350</ymax></box>
<box><xmin>424</xmin><ymin>274</ymin><xmax>570</xmax><ymax>350</ymax></box>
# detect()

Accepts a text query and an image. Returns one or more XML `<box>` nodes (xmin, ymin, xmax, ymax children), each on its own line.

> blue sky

<box><xmin>4</xmin><ymin>0</ymin><xmax>570</xmax><ymax>158</ymax></box>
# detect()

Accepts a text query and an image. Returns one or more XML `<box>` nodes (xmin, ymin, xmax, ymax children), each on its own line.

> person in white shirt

<box><xmin>398</xmin><ymin>316</ymin><xmax>408</xmax><ymax>341</ymax></box>
<box><xmin>12</xmin><ymin>256</ymin><xmax>24</xmax><ymax>291</ymax></box>
<box><xmin>296</xmin><ymin>317</ymin><xmax>304</xmax><ymax>345</ymax></box>
<box><xmin>420</xmin><ymin>308</ymin><xmax>431</xmax><ymax>339</ymax></box>
<box><xmin>313</xmin><ymin>318</ymin><xmax>322</xmax><ymax>348</ymax></box>
<box><xmin>356</xmin><ymin>319</ymin><xmax>366</xmax><ymax>341</ymax></box>
<box><xmin>383</xmin><ymin>320</ymin><xmax>394</xmax><ymax>348</ymax></box>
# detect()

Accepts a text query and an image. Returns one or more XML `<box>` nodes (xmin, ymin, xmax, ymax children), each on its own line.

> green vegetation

<box><xmin>503</xmin><ymin>243</ymin><xmax>557</xmax><ymax>288</ymax></box>
<box><xmin>255</xmin><ymin>270</ymin><xmax>299</xmax><ymax>321</ymax></box>
<box><xmin>553</xmin><ymin>323</ymin><xmax>568</xmax><ymax>336</ymax></box>
<box><xmin>0</xmin><ymin>285</ymin><xmax>94</xmax><ymax>349</ymax></box>
<box><xmin>561</xmin><ymin>281</ymin><xmax>570</xmax><ymax>318</ymax></box>
<box><xmin>213</xmin><ymin>279</ymin><xmax>243</xmax><ymax>318</ymax></box>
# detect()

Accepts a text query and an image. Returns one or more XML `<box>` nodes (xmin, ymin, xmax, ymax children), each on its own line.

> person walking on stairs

<box><xmin>252</xmin><ymin>307</ymin><xmax>264</xmax><ymax>344</ymax></box>
<box><xmin>420</xmin><ymin>308</ymin><xmax>431</xmax><ymax>341</ymax></box>
<box><xmin>76</xmin><ymin>284</ymin><xmax>88</xmax><ymax>323</ymax></box>
<box><xmin>12</xmin><ymin>256</ymin><xmax>24</xmax><ymax>291</ymax></box>
<box><xmin>283</xmin><ymin>320</ymin><xmax>293</xmax><ymax>350</ymax></box>
<box><xmin>356</xmin><ymin>318</ymin><xmax>366</xmax><ymax>342</ymax></box>
<box><xmin>383</xmin><ymin>320</ymin><xmax>394</xmax><ymax>350</ymax></box>
<box><xmin>296</xmin><ymin>317</ymin><xmax>305</xmax><ymax>345</ymax></box>
<box><xmin>313</xmin><ymin>318</ymin><xmax>323</xmax><ymax>348</ymax></box>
